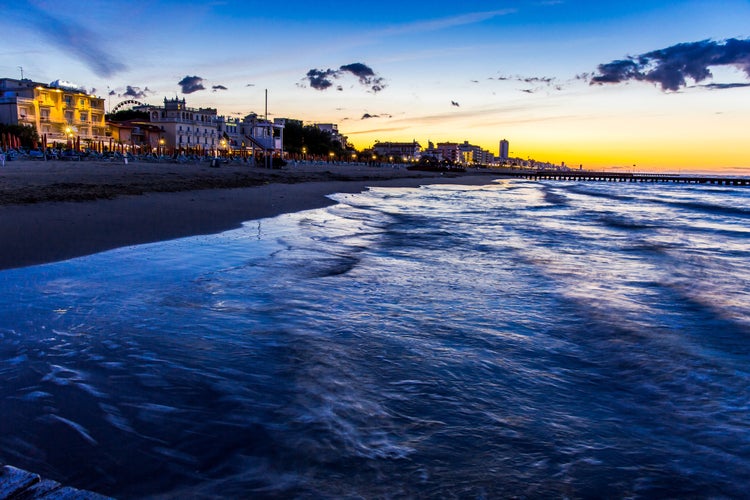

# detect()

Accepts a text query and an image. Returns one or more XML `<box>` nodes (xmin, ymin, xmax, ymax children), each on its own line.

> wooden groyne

<box><xmin>502</xmin><ymin>170</ymin><xmax>750</xmax><ymax>186</ymax></box>
<box><xmin>0</xmin><ymin>464</ymin><xmax>111</xmax><ymax>499</ymax></box>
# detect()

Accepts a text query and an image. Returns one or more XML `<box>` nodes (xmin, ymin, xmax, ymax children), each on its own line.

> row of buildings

<box><xmin>370</xmin><ymin>140</ymin><xmax>499</xmax><ymax>165</ymax></box>
<box><xmin>0</xmin><ymin>77</ymin><xmax>284</xmax><ymax>157</ymax></box>
<box><xmin>1</xmin><ymin>76</ymin><xmax>519</xmax><ymax>165</ymax></box>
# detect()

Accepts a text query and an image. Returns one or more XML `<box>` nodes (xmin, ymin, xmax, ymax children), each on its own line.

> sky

<box><xmin>1</xmin><ymin>0</ymin><xmax>749</xmax><ymax>172</ymax></box>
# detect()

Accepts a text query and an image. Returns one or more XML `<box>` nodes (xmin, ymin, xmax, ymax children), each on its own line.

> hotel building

<box><xmin>0</xmin><ymin>78</ymin><xmax>107</xmax><ymax>144</ymax></box>
<box><xmin>145</xmin><ymin>97</ymin><xmax>219</xmax><ymax>153</ymax></box>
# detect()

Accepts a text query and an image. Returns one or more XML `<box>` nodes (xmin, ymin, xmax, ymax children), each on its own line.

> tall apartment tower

<box><xmin>499</xmin><ymin>139</ymin><xmax>510</xmax><ymax>160</ymax></box>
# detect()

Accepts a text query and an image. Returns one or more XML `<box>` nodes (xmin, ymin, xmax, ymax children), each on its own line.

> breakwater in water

<box><xmin>506</xmin><ymin>170</ymin><xmax>750</xmax><ymax>185</ymax></box>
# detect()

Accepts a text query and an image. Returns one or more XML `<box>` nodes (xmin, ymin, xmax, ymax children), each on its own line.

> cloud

<box><xmin>451</xmin><ymin>101</ymin><xmax>460</xmax><ymax>107</ymax></box>
<box><xmin>302</xmin><ymin>63</ymin><xmax>386</xmax><ymax>93</ymax></box>
<box><xmin>178</xmin><ymin>75</ymin><xmax>206</xmax><ymax>94</ymax></box>
<box><xmin>492</xmin><ymin>73</ymin><xmax>562</xmax><ymax>92</ymax></box>
<box><xmin>377</xmin><ymin>9</ymin><xmax>516</xmax><ymax>37</ymax></box>
<box><xmin>699</xmin><ymin>82</ymin><xmax>750</xmax><ymax>90</ymax></box>
<box><xmin>108</xmin><ymin>89</ymin><xmax>117</xmax><ymax>96</ymax></box>
<box><xmin>122</xmin><ymin>85</ymin><xmax>152</xmax><ymax>99</ymax></box>
<box><xmin>362</xmin><ymin>113</ymin><xmax>378</xmax><ymax>119</ymax></box>
<box><xmin>14</xmin><ymin>1</ymin><xmax>126</xmax><ymax>77</ymax></box>
<box><xmin>305</xmin><ymin>68</ymin><xmax>337</xmax><ymax>90</ymax></box>
<box><xmin>590</xmin><ymin>38</ymin><xmax>750</xmax><ymax>91</ymax></box>
<box><xmin>212</xmin><ymin>85</ymin><xmax>228</xmax><ymax>92</ymax></box>
<box><xmin>339</xmin><ymin>63</ymin><xmax>387</xmax><ymax>92</ymax></box>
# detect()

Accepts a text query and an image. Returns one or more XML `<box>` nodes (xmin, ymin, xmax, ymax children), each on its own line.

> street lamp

<box><xmin>159</xmin><ymin>138</ymin><xmax>165</xmax><ymax>156</ymax></box>
<box><xmin>301</xmin><ymin>146</ymin><xmax>307</xmax><ymax>160</ymax></box>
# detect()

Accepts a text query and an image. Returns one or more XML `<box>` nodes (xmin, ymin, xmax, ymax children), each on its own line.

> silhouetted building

<box><xmin>372</xmin><ymin>140</ymin><xmax>421</xmax><ymax>160</ymax></box>
<box><xmin>499</xmin><ymin>139</ymin><xmax>509</xmax><ymax>160</ymax></box>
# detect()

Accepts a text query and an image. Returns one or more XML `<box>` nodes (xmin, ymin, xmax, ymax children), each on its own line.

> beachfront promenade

<box><xmin>504</xmin><ymin>170</ymin><xmax>750</xmax><ymax>186</ymax></box>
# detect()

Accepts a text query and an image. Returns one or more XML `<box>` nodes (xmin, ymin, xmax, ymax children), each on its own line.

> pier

<box><xmin>503</xmin><ymin>170</ymin><xmax>749</xmax><ymax>186</ymax></box>
<box><xmin>0</xmin><ymin>464</ymin><xmax>111</xmax><ymax>499</ymax></box>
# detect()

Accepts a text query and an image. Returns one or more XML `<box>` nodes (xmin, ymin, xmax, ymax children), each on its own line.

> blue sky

<box><xmin>2</xmin><ymin>0</ymin><xmax>750</xmax><ymax>170</ymax></box>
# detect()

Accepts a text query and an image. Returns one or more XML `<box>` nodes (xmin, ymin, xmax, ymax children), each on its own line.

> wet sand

<box><xmin>0</xmin><ymin>159</ymin><xmax>499</xmax><ymax>270</ymax></box>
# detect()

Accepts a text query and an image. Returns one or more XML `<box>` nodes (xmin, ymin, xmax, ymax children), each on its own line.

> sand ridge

<box><xmin>0</xmin><ymin>159</ymin><xmax>499</xmax><ymax>270</ymax></box>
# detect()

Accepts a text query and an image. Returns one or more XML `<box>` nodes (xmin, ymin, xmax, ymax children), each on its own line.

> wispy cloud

<box><xmin>490</xmin><ymin>74</ymin><xmax>563</xmax><ymax>93</ymax></box>
<box><xmin>590</xmin><ymin>38</ymin><xmax>750</xmax><ymax>91</ymax></box>
<box><xmin>12</xmin><ymin>0</ymin><xmax>125</xmax><ymax>77</ymax></box>
<box><xmin>375</xmin><ymin>9</ymin><xmax>516</xmax><ymax>37</ymax></box>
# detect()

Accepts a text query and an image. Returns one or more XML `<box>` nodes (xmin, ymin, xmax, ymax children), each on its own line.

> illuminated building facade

<box><xmin>146</xmin><ymin>97</ymin><xmax>218</xmax><ymax>153</ymax></box>
<box><xmin>0</xmin><ymin>78</ymin><xmax>106</xmax><ymax>144</ymax></box>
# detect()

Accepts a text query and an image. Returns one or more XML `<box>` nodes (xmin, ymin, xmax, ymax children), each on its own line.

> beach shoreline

<box><xmin>0</xmin><ymin>159</ymin><xmax>500</xmax><ymax>270</ymax></box>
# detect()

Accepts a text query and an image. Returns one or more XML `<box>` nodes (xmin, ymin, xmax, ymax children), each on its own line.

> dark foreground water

<box><xmin>1</xmin><ymin>179</ymin><xmax>749</xmax><ymax>498</ymax></box>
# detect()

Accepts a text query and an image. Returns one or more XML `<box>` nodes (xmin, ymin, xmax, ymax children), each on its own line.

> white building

<box><xmin>216</xmin><ymin>113</ymin><xmax>284</xmax><ymax>156</ymax></box>
<box><xmin>146</xmin><ymin>97</ymin><xmax>218</xmax><ymax>153</ymax></box>
<box><xmin>143</xmin><ymin>98</ymin><xmax>283</xmax><ymax>157</ymax></box>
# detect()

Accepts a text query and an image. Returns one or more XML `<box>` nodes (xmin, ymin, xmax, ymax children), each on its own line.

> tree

<box><xmin>282</xmin><ymin>120</ymin><xmax>350</xmax><ymax>156</ymax></box>
<box><xmin>0</xmin><ymin>123</ymin><xmax>40</xmax><ymax>148</ymax></box>
<box><xmin>106</xmin><ymin>109</ymin><xmax>149</xmax><ymax>122</ymax></box>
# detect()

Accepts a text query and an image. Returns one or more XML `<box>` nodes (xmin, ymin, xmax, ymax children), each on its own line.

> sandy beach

<box><xmin>0</xmin><ymin>159</ymin><xmax>499</xmax><ymax>270</ymax></box>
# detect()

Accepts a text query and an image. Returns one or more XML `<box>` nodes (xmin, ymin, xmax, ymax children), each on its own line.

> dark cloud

<box><xmin>246</xmin><ymin>83</ymin><xmax>255</xmax><ymax>87</ymax></box>
<box><xmin>108</xmin><ymin>89</ymin><xmax>117</xmax><ymax>96</ymax></box>
<box><xmin>305</xmin><ymin>68</ymin><xmax>337</xmax><ymax>90</ymax></box>
<box><xmin>122</xmin><ymin>85</ymin><xmax>151</xmax><ymax>99</ymax></box>
<box><xmin>522</xmin><ymin>76</ymin><xmax>554</xmax><ymax>84</ymax></box>
<box><xmin>361</xmin><ymin>112</ymin><xmax>392</xmax><ymax>119</ymax></box>
<box><xmin>212</xmin><ymin>85</ymin><xmax>228</xmax><ymax>92</ymax></box>
<box><xmin>451</xmin><ymin>101</ymin><xmax>460</xmax><ymax>107</ymax></box>
<box><xmin>303</xmin><ymin>63</ymin><xmax>387</xmax><ymax>93</ymax></box>
<box><xmin>591</xmin><ymin>38</ymin><xmax>750</xmax><ymax>91</ymax></box>
<box><xmin>700</xmin><ymin>82</ymin><xmax>750</xmax><ymax>90</ymax></box>
<box><xmin>339</xmin><ymin>62</ymin><xmax>386</xmax><ymax>92</ymax></box>
<box><xmin>178</xmin><ymin>75</ymin><xmax>206</xmax><ymax>94</ymax></box>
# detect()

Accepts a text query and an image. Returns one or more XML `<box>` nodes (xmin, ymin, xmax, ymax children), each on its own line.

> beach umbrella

<box><xmin>76</xmin><ymin>136</ymin><xmax>80</xmax><ymax>152</ymax></box>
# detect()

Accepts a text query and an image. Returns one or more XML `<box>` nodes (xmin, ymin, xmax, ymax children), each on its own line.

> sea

<box><xmin>1</xmin><ymin>177</ymin><xmax>749</xmax><ymax>498</ymax></box>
